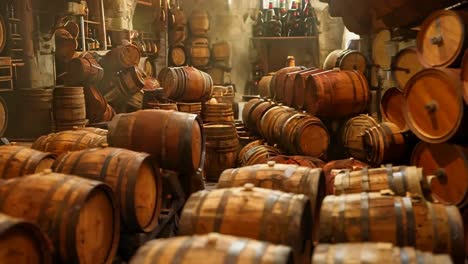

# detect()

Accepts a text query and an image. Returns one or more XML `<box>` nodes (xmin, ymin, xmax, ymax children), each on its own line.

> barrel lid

<box><xmin>404</xmin><ymin>68</ymin><xmax>463</xmax><ymax>143</ymax></box>
<box><xmin>380</xmin><ymin>88</ymin><xmax>407</xmax><ymax>132</ymax></box>
<box><xmin>411</xmin><ymin>142</ymin><xmax>468</xmax><ymax>207</ymax></box>
<box><xmin>392</xmin><ymin>47</ymin><xmax>423</xmax><ymax>91</ymax></box>
<box><xmin>372</xmin><ymin>29</ymin><xmax>392</xmax><ymax>69</ymax></box>
<box><xmin>417</xmin><ymin>10</ymin><xmax>465</xmax><ymax>68</ymax></box>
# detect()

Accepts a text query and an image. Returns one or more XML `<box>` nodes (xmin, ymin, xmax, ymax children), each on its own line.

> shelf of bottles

<box><xmin>71</xmin><ymin>0</ymin><xmax>107</xmax><ymax>52</ymax></box>
<box><xmin>5</xmin><ymin>0</ymin><xmax>24</xmax><ymax>66</ymax></box>
<box><xmin>254</xmin><ymin>0</ymin><xmax>319</xmax><ymax>38</ymax></box>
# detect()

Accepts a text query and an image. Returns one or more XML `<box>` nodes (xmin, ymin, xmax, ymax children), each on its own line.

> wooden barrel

<box><xmin>0</xmin><ymin>96</ymin><xmax>7</xmax><ymax>137</ymax></box>
<box><xmin>179</xmin><ymin>186</ymin><xmax>312</xmax><ymax>258</ymax></box>
<box><xmin>323</xmin><ymin>158</ymin><xmax>369</xmax><ymax>195</ymax></box>
<box><xmin>202</xmin><ymin>103</ymin><xmax>234</xmax><ymax>123</ymax></box>
<box><xmin>272</xmin><ymin>66</ymin><xmax>305</xmax><ymax>102</ymax></box>
<box><xmin>333</xmin><ymin>166</ymin><xmax>430</xmax><ymax>198</ymax></box>
<box><xmin>53</xmin><ymin>147</ymin><xmax>162</xmax><ymax>232</ymax></box>
<box><xmin>158</xmin><ymin>66</ymin><xmax>213</xmax><ymax>102</ymax></box>
<box><xmin>313</xmin><ymin>243</ymin><xmax>453</xmax><ymax>264</ymax></box>
<box><xmin>283</xmin><ymin>68</ymin><xmax>314</xmax><ymax>106</ymax></box>
<box><xmin>319</xmin><ymin>192</ymin><xmax>464</xmax><ymax>261</ymax></box>
<box><xmin>212</xmin><ymin>41</ymin><xmax>231</xmax><ymax>64</ymax></box>
<box><xmin>102</xmin><ymin>43</ymin><xmax>141</xmax><ymax>73</ymax></box>
<box><xmin>259</xmin><ymin>105</ymin><xmax>295</xmax><ymax>144</ymax></box>
<box><xmin>372</xmin><ymin>30</ymin><xmax>392</xmax><ymax>69</ymax></box>
<box><xmin>119</xmin><ymin>66</ymin><xmax>146</xmax><ymax>96</ymax></box>
<box><xmin>258</xmin><ymin>74</ymin><xmax>274</xmax><ymax>98</ymax></box>
<box><xmin>138</xmin><ymin>57</ymin><xmax>155</xmax><ymax>78</ymax></box>
<box><xmin>293</xmin><ymin>69</ymin><xmax>324</xmax><ymax>110</ymax></box>
<box><xmin>362</xmin><ymin>122</ymin><xmax>407</xmax><ymax>166</ymax></box>
<box><xmin>341</xmin><ymin>115</ymin><xmax>379</xmax><ymax>161</ymax></box>
<box><xmin>31</xmin><ymin>129</ymin><xmax>107</xmax><ymax>156</ymax></box>
<box><xmin>55</xmin><ymin>28</ymin><xmax>78</xmax><ymax>63</ymax></box>
<box><xmin>204</xmin><ymin>124</ymin><xmax>239</xmax><ymax>181</ymax></box>
<box><xmin>0</xmin><ymin>213</ymin><xmax>53</xmax><ymax>264</ymax></box>
<box><xmin>169</xmin><ymin>29</ymin><xmax>187</xmax><ymax>46</ymax></box>
<box><xmin>242</xmin><ymin>99</ymin><xmax>276</xmax><ymax>133</ymax></box>
<box><xmin>323</xmin><ymin>50</ymin><xmax>367</xmax><ymax>74</ymax></box>
<box><xmin>281</xmin><ymin>113</ymin><xmax>329</xmax><ymax>158</ymax></box>
<box><xmin>189</xmin><ymin>9</ymin><xmax>210</xmax><ymax>37</ymax></box>
<box><xmin>411</xmin><ymin>142</ymin><xmax>468</xmax><ymax>208</ymax></box>
<box><xmin>16</xmin><ymin>88</ymin><xmax>53</xmax><ymax>138</ymax></box>
<box><xmin>107</xmin><ymin>109</ymin><xmax>205</xmax><ymax>174</ymax></box>
<box><xmin>305</xmin><ymin>70</ymin><xmax>369</xmax><ymax>118</ymax></box>
<box><xmin>129</xmin><ymin>233</ymin><xmax>293</xmax><ymax>264</ymax></box>
<box><xmin>462</xmin><ymin>49</ymin><xmax>468</xmax><ymax>105</ymax></box>
<box><xmin>66</xmin><ymin>54</ymin><xmax>104</xmax><ymax>85</ymax></box>
<box><xmin>53</xmin><ymin>86</ymin><xmax>87</xmax><ymax>131</ymax></box>
<box><xmin>82</xmin><ymin>85</ymin><xmax>112</xmax><ymax>123</ymax></box>
<box><xmin>147</xmin><ymin>102</ymin><xmax>178</xmax><ymax>111</ymax></box>
<box><xmin>0</xmin><ymin>171</ymin><xmax>120</xmax><ymax>263</ymax></box>
<box><xmin>177</xmin><ymin>102</ymin><xmax>202</xmax><ymax>115</ymax></box>
<box><xmin>0</xmin><ymin>16</ymin><xmax>5</xmax><ymax>54</ymax></box>
<box><xmin>380</xmin><ymin>87</ymin><xmax>407</xmax><ymax>131</ymax></box>
<box><xmin>206</xmin><ymin>66</ymin><xmax>225</xmax><ymax>85</ymax></box>
<box><xmin>238</xmin><ymin>143</ymin><xmax>282</xmax><ymax>167</ymax></box>
<box><xmin>170</xmin><ymin>7</ymin><xmax>187</xmax><ymax>29</ymax></box>
<box><xmin>392</xmin><ymin>47</ymin><xmax>423</xmax><ymax>91</ymax></box>
<box><xmin>0</xmin><ymin>145</ymin><xmax>55</xmax><ymax>179</ymax></box>
<box><xmin>188</xmin><ymin>38</ymin><xmax>210</xmax><ymax>68</ymax></box>
<box><xmin>268</xmin><ymin>155</ymin><xmax>325</xmax><ymax>168</ymax></box>
<box><xmin>404</xmin><ymin>68</ymin><xmax>467</xmax><ymax>143</ymax></box>
<box><xmin>417</xmin><ymin>10</ymin><xmax>468</xmax><ymax>68</ymax></box>
<box><xmin>170</xmin><ymin>44</ymin><xmax>187</xmax><ymax>67</ymax></box>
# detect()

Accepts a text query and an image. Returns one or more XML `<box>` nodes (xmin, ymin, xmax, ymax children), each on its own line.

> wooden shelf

<box><xmin>136</xmin><ymin>0</ymin><xmax>153</xmax><ymax>7</ymax></box>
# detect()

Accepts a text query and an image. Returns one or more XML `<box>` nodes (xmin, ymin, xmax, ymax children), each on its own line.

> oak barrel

<box><xmin>107</xmin><ymin>109</ymin><xmax>205</xmax><ymax>174</ymax></box>
<box><xmin>170</xmin><ymin>44</ymin><xmax>187</xmax><ymax>67</ymax></box>
<box><xmin>272</xmin><ymin>66</ymin><xmax>305</xmax><ymax>102</ymax></box>
<box><xmin>189</xmin><ymin>9</ymin><xmax>210</xmax><ymax>37</ymax></box>
<box><xmin>323</xmin><ymin>49</ymin><xmax>367</xmax><ymax>74</ymax></box>
<box><xmin>238</xmin><ymin>142</ymin><xmax>282</xmax><ymax>167</ymax></box>
<box><xmin>417</xmin><ymin>10</ymin><xmax>468</xmax><ymax>68</ymax></box>
<box><xmin>146</xmin><ymin>102</ymin><xmax>178</xmax><ymax>111</ymax></box>
<box><xmin>293</xmin><ymin>68</ymin><xmax>323</xmax><ymax>110</ymax></box>
<box><xmin>0</xmin><ymin>16</ymin><xmax>5</xmax><ymax>53</ymax></box>
<box><xmin>333</xmin><ymin>165</ymin><xmax>430</xmax><ymax>198</ymax></box>
<box><xmin>102</xmin><ymin>43</ymin><xmax>141</xmax><ymax>73</ymax></box>
<box><xmin>0</xmin><ymin>172</ymin><xmax>120</xmax><ymax>263</ymax></box>
<box><xmin>177</xmin><ymin>102</ymin><xmax>202</xmax><ymax>115</ymax></box>
<box><xmin>16</xmin><ymin>88</ymin><xmax>53</xmax><ymax>138</ymax></box>
<box><xmin>138</xmin><ymin>57</ymin><xmax>155</xmax><ymax>78</ymax></box>
<box><xmin>283</xmin><ymin>68</ymin><xmax>314</xmax><ymax>106</ymax></box>
<box><xmin>259</xmin><ymin>105</ymin><xmax>295</xmax><ymax>144</ymax></box>
<box><xmin>53</xmin><ymin>86</ymin><xmax>87</xmax><ymax>131</ymax></box>
<box><xmin>305</xmin><ymin>70</ymin><xmax>369</xmax><ymax>118</ymax></box>
<box><xmin>32</xmin><ymin>128</ymin><xmax>107</xmax><ymax>156</ymax></box>
<box><xmin>281</xmin><ymin>113</ymin><xmax>329</xmax><ymax>158</ymax></box>
<box><xmin>0</xmin><ymin>96</ymin><xmax>7</xmax><ymax>137</ymax></box>
<box><xmin>179</xmin><ymin>186</ymin><xmax>312</xmax><ymax>257</ymax></box>
<box><xmin>130</xmin><ymin>233</ymin><xmax>293</xmax><ymax>264</ymax></box>
<box><xmin>411</xmin><ymin>142</ymin><xmax>468</xmax><ymax>208</ymax></box>
<box><xmin>66</xmin><ymin>54</ymin><xmax>104</xmax><ymax>85</ymax></box>
<box><xmin>242</xmin><ymin>99</ymin><xmax>275</xmax><ymax>134</ymax></box>
<box><xmin>362</xmin><ymin>122</ymin><xmax>408</xmax><ymax>166</ymax></box>
<box><xmin>258</xmin><ymin>74</ymin><xmax>274</xmax><ymax>98</ymax></box>
<box><xmin>0</xmin><ymin>213</ymin><xmax>53</xmax><ymax>264</ymax></box>
<box><xmin>404</xmin><ymin>68</ymin><xmax>467</xmax><ymax>143</ymax></box>
<box><xmin>323</xmin><ymin>158</ymin><xmax>369</xmax><ymax>195</ymax></box>
<box><xmin>342</xmin><ymin>115</ymin><xmax>379</xmax><ymax>161</ymax></box>
<box><xmin>0</xmin><ymin>145</ymin><xmax>55</xmax><ymax>179</ymax></box>
<box><xmin>381</xmin><ymin>88</ymin><xmax>408</xmax><ymax>131</ymax></box>
<box><xmin>392</xmin><ymin>47</ymin><xmax>423</xmax><ymax>90</ymax></box>
<box><xmin>212</xmin><ymin>41</ymin><xmax>231</xmax><ymax>64</ymax></box>
<box><xmin>158</xmin><ymin>66</ymin><xmax>213</xmax><ymax>102</ymax></box>
<box><xmin>204</xmin><ymin>124</ymin><xmax>239</xmax><ymax>181</ymax></box>
<box><xmin>313</xmin><ymin>243</ymin><xmax>453</xmax><ymax>264</ymax></box>
<box><xmin>53</xmin><ymin>147</ymin><xmax>162</xmax><ymax>232</ymax></box>
<box><xmin>202</xmin><ymin>103</ymin><xmax>234</xmax><ymax>123</ymax></box>
<box><xmin>372</xmin><ymin>30</ymin><xmax>392</xmax><ymax>70</ymax></box>
<box><xmin>319</xmin><ymin>192</ymin><xmax>464</xmax><ymax>261</ymax></box>
<box><xmin>188</xmin><ymin>38</ymin><xmax>210</xmax><ymax>68</ymax></box>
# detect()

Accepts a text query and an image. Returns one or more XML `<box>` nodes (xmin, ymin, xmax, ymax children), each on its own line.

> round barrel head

<box><xmin>393</xmin><ymin>47</ymin><xmax>424</xmax><ymax>91</ymax></box>
<box><xmin>372</xmin><ymin>29</ymin><xmax>392</xmax><ymax>69</ymax></box>
<box><xmin>380</xmin><ymin>88</ymin><xmax>407</xmax><ymax>131</ymax></box>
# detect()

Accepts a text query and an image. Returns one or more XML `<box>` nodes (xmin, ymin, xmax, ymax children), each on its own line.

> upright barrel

<box><xmin>53</xmin><ymin>147</ymin><xmax>162</xmax><ymax>232</ymax></box>
<box><xmin>305</xmin><ymin>70</ymin><xmax>369</xmax><ymax>118</ymax></box>
<box><xmin>404</xmin><ymin>68</ymin><xmax>467</xmax><ymax>143</ymax></box>
<box><xmin>189</xmin><ymin>9</ymin><xmax>210</xmax><ymax>37</ymax></box>
<box><xmin>319</xmin><ymin>192</ymin><xmax>464</xmax><ymax>261</ymax></box>
<box><xmin>32</xmin><ymin>129</ymin><xmax>107</xmax><ymax>156</ymax></box>
<box><xmin>204</xmin><ymin>124</ymin><xmax>239</xmax><ymax>182</ymax></box>
<box><xmin>53</xmin><ymin>86</ymin><xmax>87</xmax><ymax>131</ymax></box>
<box><xmin>212</xmin><ymin>41</ymin><xmax>231</xmax><ymax>64</ymax></box>
<box><xmin>313</xmin><ymin>243</ymin><xmax>453</xmax><ymax>264</ymax></box>
<box><xmin>107</xmin><ymin>109</ymin><xmax>205</xmax><ymax>174</ymax></box>
<box><xmin>130</xmin><ymin>233</ymin><xmax>293</xmax><ymax>264</ymax></box>
<box><xmin>411</xmin><ymin>142</ymin><xmax>468</xmax><ymax>208</ymax></box>
<box><xmin>188</xmin><ymin>37</ymin><xmax>210</xmax><ymax>68</ymax></box>
<box><xmin>0</xmin><ymin>213</ymin><xmax>53</xmax><ymax>264</ymax></box>
<box><xmin>0</xmin><ymin>172</ymin><xmax>120</xmax><ymax>264</ymax></box>
<box><xmin>16</xmin><ymin>88</ymin><xmax>53</xmax><ymax>138</ymax></box>
<box><xmin>202</xmin><ymin>103</ymin><xmax>234</xmax><ymax>123</ymax></box>
<box><xmin>0</xmin><ymin>145</ymin><xmax>55</xmax><ymax>179</ymax></box>
<box><xmin>179</xmin><ymin>186</ymin><xmax>311</xmax><ymax>260</ymax></box>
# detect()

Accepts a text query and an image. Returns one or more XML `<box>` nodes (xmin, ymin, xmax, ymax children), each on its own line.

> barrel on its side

<box><xmin>53</xmin><ymin>147</ymin><xmax>162</xmax><ymax>232</ymax></box>
<box><xmin>188</xmin><ymin>38</ymin><xmax>210</xmax><ymax>68</ymax></box>
<box><xmin>202</xmin><ymin>103</ymin><xmax>234</xmax><ymax>123</ymax></box>
<box><xmin>0</xmin><ymin>172</ymin><xmax>120</xmax><ymax>264</ymax></box>
<box><xmin>293</xmin><ymin>69</ymin><xmax>323</xmax><ymax>110</ymax></box>
<box><xmin>242</xmin><ymin>98</ymin><xmax>276</xmax><ymax>133</ymax></box>
<box><xmin>130</xmin><ymin>233</ymin><xmax>293</xmax><ymax>264</ymax></box>
<box><xmin>238</xmin><ymin>143</ymin><xmax>282</xmax><ymax>167</ymax></box>
<box><xmin>323</xmin><ymin>49</ymin><xmax>367</xmax><ymax>74</ymax></box>
<box><xmin>319</xmin><ymin>192</ymin><xmax>464</xmax><ymax>261</ymax></box>
<box><xmin>342</xmin><ymin>115</ymin><xmax>379</xmax><ymax>161</ymax></box>
<box><xmin>158</xmin><ymin>66</ymin><xmax>213</xmax><ymax>102</ymax></box>
<box><xmin>0</xmin><ymin>213</ymin><xmax>53</xmax><ymax>264</ymax></box>
<box><xmin>102</xmin><ymin>43</ymin><xmax>141</xmax><ymax>73</ymax></box>
<box><xmin>392</xmin><ymin>47</ymin><xmax>423</xmax><ymax>91</ymax></box>
<box><xmin>313</xmin><ymin>243</ymin><xmax>453</xmax><ymax>264</ymax></box>
<box><xmin>0</xmin><ymin>145</ymin><xmax>55</xmax><ymax>179</ymax></box>
<box><xmin>259</xmin><ymin>105</ymin><xmax>295</xmax><ymax>144</ymax></box>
